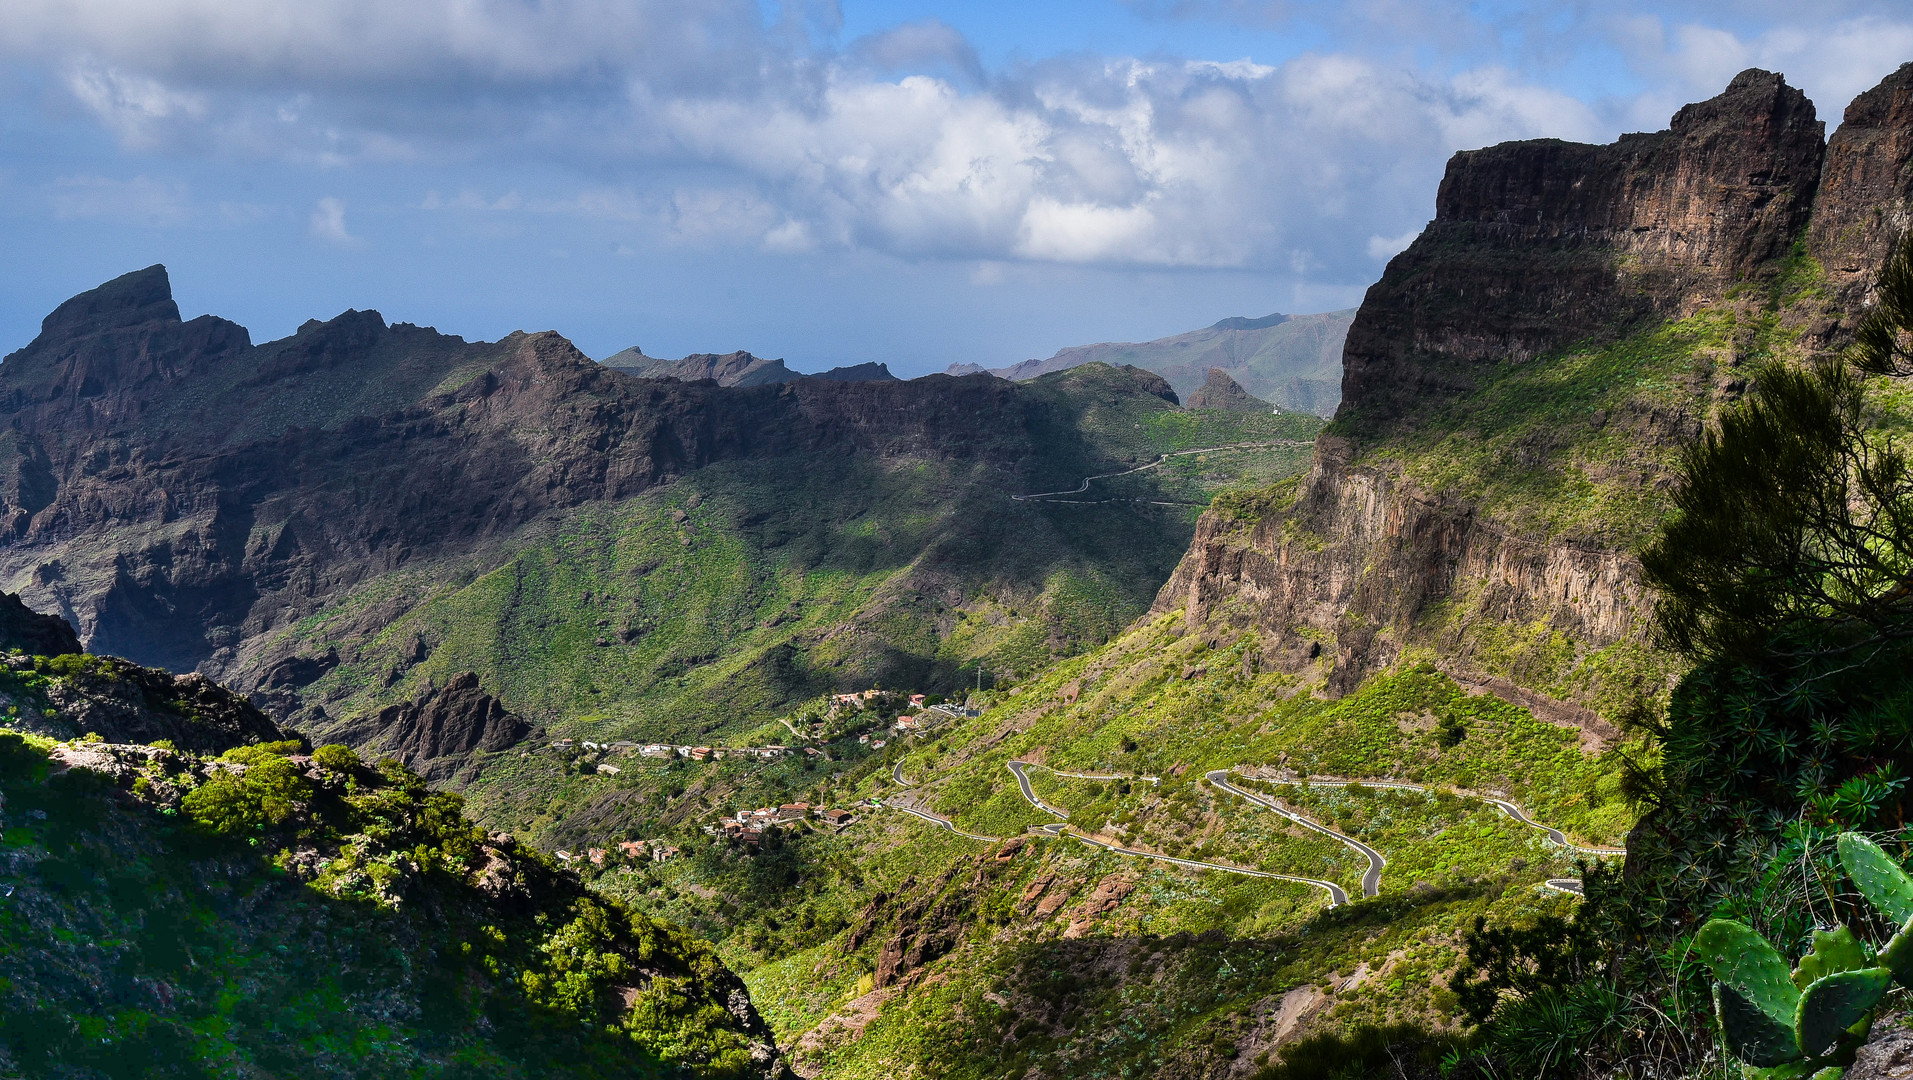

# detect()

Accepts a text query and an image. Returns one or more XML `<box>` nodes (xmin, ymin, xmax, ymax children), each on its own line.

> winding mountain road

<box><xmin>1206</xmin><ymin>771</ymin><xmax>1386</xmax><ymax>898</ymax></box>
<box><xmin>881</xmin><ymin>751</ymin><xmax>1615</xmax><ymax>908</ymax></box>
<box><xmin>1012</xmin><ymin>441</ymin><xmax>1312</xmax><ymax>503</ymax></box>
<box><xmin>1259</xmin><ymin>775</ymin><xmax>1626</xmax><ymax>856</ymax></box>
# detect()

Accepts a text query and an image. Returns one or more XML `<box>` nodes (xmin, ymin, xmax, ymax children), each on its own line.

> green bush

<box><xmin>182</xmin><ymin>752</ymin><xmax>314</xmax><ymax>836</ymax></box>
<box><xmin>313</xmin><ymin>743</ymin><xmax>360</xmax><ymax>772</ymax></box>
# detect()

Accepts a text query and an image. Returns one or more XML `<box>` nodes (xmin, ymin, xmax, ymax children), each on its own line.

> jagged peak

<box><xmin>36</xmin><ymin>265</ymin><xmax>180</xmax><ymax>343</ymax></box>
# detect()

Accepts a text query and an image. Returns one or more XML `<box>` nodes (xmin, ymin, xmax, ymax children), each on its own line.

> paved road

<box><xmin>1018</xmin><ymin>761</ymin><xmax>1159</xmax><ymax>784</ymax></box>
<box><xmin>1006</xmin><ymin>761</ymin><xmax>1347</xmax><ymax>905</ymax></box>
<box><xmin>893</xmin><ymin>760</ymin><xmax>913</xmax><ymax>787</ymax></box>
<box><xmin>1012</xmin><ymin>441</ymin><xmax>1312</xmax><ymax>502</ymax></box>
<box><xmin>883</xmin><ymin>801</ymin><xmax>1005</xmax><ymax>843</ymax></box>
<box><xmin>1543</xmin><ymin>879</ymin><xmax>1585</xmax><ymax>896</ymax></box>
<box><xmin>1207</xmin><ymin>771</ymin><xmax>1386</xmax><ymax>899</ymax></box>
<box><xmin>1006</xmin><ymin>761</ymin><xmax>1070</xmax><ymax>817</ymax></box>
<box><xmin>1276</xmin><ymin>776</ymin><xmax>1626</xmax><ymax>856</ymax></box>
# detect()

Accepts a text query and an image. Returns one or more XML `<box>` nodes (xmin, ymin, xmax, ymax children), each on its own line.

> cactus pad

<box><xmin>1793</xmin><ymin>926</ymin><xmax>1870</xmax><ymax>989</ymax></box>
<box><xmin>1716</xmin><ymin>982</ymin><xmax>1804</xmax><ymax>1066</ymax></box>
<box><xmin>1696</xmin><ymin>919</ymin><xmax>1801</xmax><ymax>1025</ymax></box>
<box><xmin>1838</xmin><ymin>833</ymin><xmax>1913</xmax><ymax>924</ymax></box>
<box><xmin>1794</xmin><ymin>966</ymin><xmax>1891</xmax><ymax>1058</ymax></box>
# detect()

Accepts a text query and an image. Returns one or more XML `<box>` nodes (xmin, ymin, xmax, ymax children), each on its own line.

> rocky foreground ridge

<box><xmin>1154</xmin><ymin>64</ymin><xmax>1913</xmax><ymax>719</ymax></box>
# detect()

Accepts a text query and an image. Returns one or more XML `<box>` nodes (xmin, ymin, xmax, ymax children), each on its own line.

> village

<box><xmin>544</xmin><ymin>687</ymin><xmax>976</xmax><ymax>866</ymax></box>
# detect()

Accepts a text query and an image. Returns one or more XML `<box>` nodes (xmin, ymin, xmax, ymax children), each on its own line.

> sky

<box><xmin>2</xmin><ymin>2</ymin><xmax>1911</xmax><ymax>375</ymax></box>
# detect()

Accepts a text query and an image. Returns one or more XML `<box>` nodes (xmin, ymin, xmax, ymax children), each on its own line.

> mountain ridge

<box><xmin>946</xmin><ymin>308</ymin><xmax>1354</xmax><ymax>416</ymax></box>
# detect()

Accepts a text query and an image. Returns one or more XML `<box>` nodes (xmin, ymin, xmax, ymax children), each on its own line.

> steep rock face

<box><xmin>344</xmin><ymin>671</ymin><xmax>530</xmax><ymax>777</ymax></box>
<box><xmin>1339</xmin><ymin>69</ymin><xmax>1824</xmax><ymax>436</ymax></box>
<box><xmin>0</xmin><ymin>591</ymin><xmax>81</xmax><ymax>656</ymax></box>
<box><xmin>1154</xmin><ymin>67</ymin><xmax>1913</xmax><ymax>712</ymax></box>
<box><xmin>1808</xmin><ymin>62</ymin><xmax>1913</xmax><ymax>301</ymax></box>
<box><xmin>1154</xmin><ymin>438</ymin><xmax>1651</xmax><ymax>694</ymax></box>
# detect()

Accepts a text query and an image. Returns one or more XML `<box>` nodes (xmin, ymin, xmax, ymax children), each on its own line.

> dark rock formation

<box><xmin>803</xmin><ymin>362</ymin><xmax>899</xmax><ymax>382</ymax></box>
<box><xmin>0</xmin><ymin>591</ymin><xmax>80</xmax><ymax>656</ymax></box>
<box><xmin>1184</xmin><ymin>369</ymin><xmax>1271</xmax><ymax>412</ymax></box>
<box><xmin>3</xmin><ymin>653</ymin><xmax>288</xmax><ymax>752</ymax></box>
<box><xmin>345</xmin><ymin>672</ymin><xmax>529</xmax><ymax>776</ymax></box>
<box><xmin>1808</xmin><ymin>62</ymin><xmax>1913</xmax><ymax>303</ymax></box>
<box><xmin>1339</xmin><ymin>69</ymin><xmax>1825</xmax><ymax>436</ymax></box>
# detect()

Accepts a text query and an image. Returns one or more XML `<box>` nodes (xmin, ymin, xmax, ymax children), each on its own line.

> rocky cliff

<box><xmin>342</xmin><ymin>670</ymin><xmax>532</xmax><ymax>778</ymax></box>
<box><xmin>1155</xmin><ymin>66</ymin><xmax>1913</xmax><ymax>718</ymax></box>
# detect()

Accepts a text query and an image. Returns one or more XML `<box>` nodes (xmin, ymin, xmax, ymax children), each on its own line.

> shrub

<box><xmin>314</xmin><ymin>744</ymin><xmax>360</xmax><ymax>772</ymax></box>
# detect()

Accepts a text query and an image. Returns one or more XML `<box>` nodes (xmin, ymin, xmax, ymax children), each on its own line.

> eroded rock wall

<box><xmin>1156</xmin><ymin>65</ymin><xmax>1913</xmax><ymax>714</ymax></box>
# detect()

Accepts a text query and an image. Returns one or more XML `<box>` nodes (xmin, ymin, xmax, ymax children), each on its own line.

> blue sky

<box><xmin>2</xmin><ymin>2</ymin><xmax>1910</xmax><ymax>375</ymax></box>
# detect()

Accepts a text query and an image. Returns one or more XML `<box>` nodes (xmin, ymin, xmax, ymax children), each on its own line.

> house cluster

<box><xmin>555</xmin><ymin>839</ymin><xmax>679</xmax><ymax>866</ymax></box>
<box><xmin>708</xmin><ymin>802</ymin><xmax>858</xmax><ymax>847</ymax></box>
<box><xmin>548</xmin><ymin>738</ymin><xmax>792</xmax><ymax>763</ymax></box>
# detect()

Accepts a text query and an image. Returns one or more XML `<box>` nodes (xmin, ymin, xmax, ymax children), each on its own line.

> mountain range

<box><xmin>947</xmin><ymin>308</ymin><xmax>1354</xmax><ymax>415</ymax></box>
<box><xmin>5</xmin><ymin>58</ymin><xmax>1913</xmax><ymax>1080</ymax></box>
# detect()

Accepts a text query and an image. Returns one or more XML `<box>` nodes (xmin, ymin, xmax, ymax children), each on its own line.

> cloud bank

<box><xmin>3</xmin><ymin>0</ymin><xmax>1911</xmax><ymax>283</ymax></box>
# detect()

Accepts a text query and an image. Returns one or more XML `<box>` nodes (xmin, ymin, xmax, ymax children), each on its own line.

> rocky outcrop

<box><xmin>0</xmin><ymin>591</ymin><xmax>80</xmax><ymax>656</ymax></box>
<box><xmin>1</xmin><ymin>653</ymin><xmax>288</xmax><ymax>752</ymax></box>
<box><xmin>1185</xmin><ymin>369</ymin><xmax>1271</xmax><ymax>413</ymax></box>
<box><xmin>1155</xmin><ymin>67</ymin><xmax>1913</xmax><ymax>711</ymax></box>
<box><xmin>1154</xmin><ymin>437</ymin><xmax>1652</xmax><ymax>694</ymax></box>
<box><xmin>344</xmin><ymin>672</ymin><xmax>528</xmax><ymax>776</ymax></box>
<box><xmin>1808</xmin><ymin>62</ymin><xmax>1913</xmax><ymax>303</ymax></box>
<box><xmin>1339</xmin><ymin>69</ymin><xmax>1825</xmax><ymax>436</ymax></box>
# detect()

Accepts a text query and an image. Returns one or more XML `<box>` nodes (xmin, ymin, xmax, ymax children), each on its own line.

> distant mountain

<box><xmin>599</xmin><ymin>347</ymin><xmax>796</xmax><ymax>386</ymax></box>
<box><xmin>804</xmin><ymin>361</ymin><xmax>898</xmax><ymax>382</ymax></box>
<box><xmin>946</xmin><ymin>309</ymin><xmax>1354</xmax><ymax>416</ymax></box>
<box><xmin>600</xmin><ymin>349</ymin><xmax>898</xmax><ymax>386</ymax></box>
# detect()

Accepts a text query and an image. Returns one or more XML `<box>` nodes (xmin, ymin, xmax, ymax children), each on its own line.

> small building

<box><xmin>691</xmin><ymin>746</ymin><xmax>712</xmax><ymax>762</ymax></box>
<box><xmin>555</xmin><ymin>850</ymin><xmax>575</xmax><ymax>862</ymax></box>
<box><xmin>822</xmin><ymin>809</ymin><xmax>853</xmax><ymax>826</ymax></box>
<box><xmin>909</xmin><ymin>694</ymin><xmax>926</xmax><ymax>707</ymax></box>
<box><xmin>640</xmin><ymin>745</ymin><xmax>674</xmax><ymax>758</ymax></box>
<box><xmin>597</xmin><ymin>763</ymin><xmax>621</xmax><ymax>775</ymax></box>
<box><xmin>618</xmin><ymin>840</ymin><xmax>647</xmax><ymax>858</ymax></box>
<box><xmin>803</xmin><ymin>747</ymin><xmax>822</xmax><ymax>757</ymax></box>
<box><xmin>871</xmin><ymin>739</ymin><xmax>886</xmax><ymax>749</ymax></box>
<box><xmin>858</xmin><ymin>733</ymin><xmax>869</xmax><ymax>744</ymax></box>
<box><xmin>776</xmin><ymin>803</ymin><xmax>811</xmax><ymax>822</ymax></box>
<box><xmin>652</xmin><ymin>846</ymin><xmax>680</xmax><ymax>862</ymax></box>
<box><xmin>587</xmin><ymin>848</ymin><xmax>607</xmax><ymax>866</ymax></box>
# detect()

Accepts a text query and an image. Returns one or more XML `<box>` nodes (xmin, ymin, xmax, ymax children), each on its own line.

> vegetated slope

<box><xmin>948</xmin><ymin>310</ymin><xmax>1354</xmax><ymax>416</ymax></box>
<box><xmin>0</xmin><ymin>273</ymin><xmax>1320</xmax><ymax>774</ymax></box>
<box><xmin>0</xmin><ymin>610</ymin><xmax>785</xmax><ymax>1079</ymax></box>
<box><xmin>1156</xmin><ymin>66</ymin><xmax>1913</xmax><ymax>729</ymax></box>
<box><xmin>525</xmin><ymin>610</ymin><xmax>1616</xmax><ymax>1080</ymax></box>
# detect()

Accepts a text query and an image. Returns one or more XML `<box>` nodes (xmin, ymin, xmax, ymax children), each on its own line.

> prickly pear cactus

<box><xmin>1693</xmin><ymin>832</ymin><xmax>1913</xmax><ymax>1075</ymax></box>
<box><xmin>1838</xmin><ymin>834</ymin><xmax>1913</xmax><ymax>924</ymax></box>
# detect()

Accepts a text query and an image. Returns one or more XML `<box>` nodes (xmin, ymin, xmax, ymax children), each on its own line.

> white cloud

<box><xmin>308</xmin><ymin>196</ymin><xmax>358</xmax><ymax>246</ymax></box>
<box><xmin>7</xmin><ymin>0</ymin><xmax>1911</xmax><ymax>281</ymax></box>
